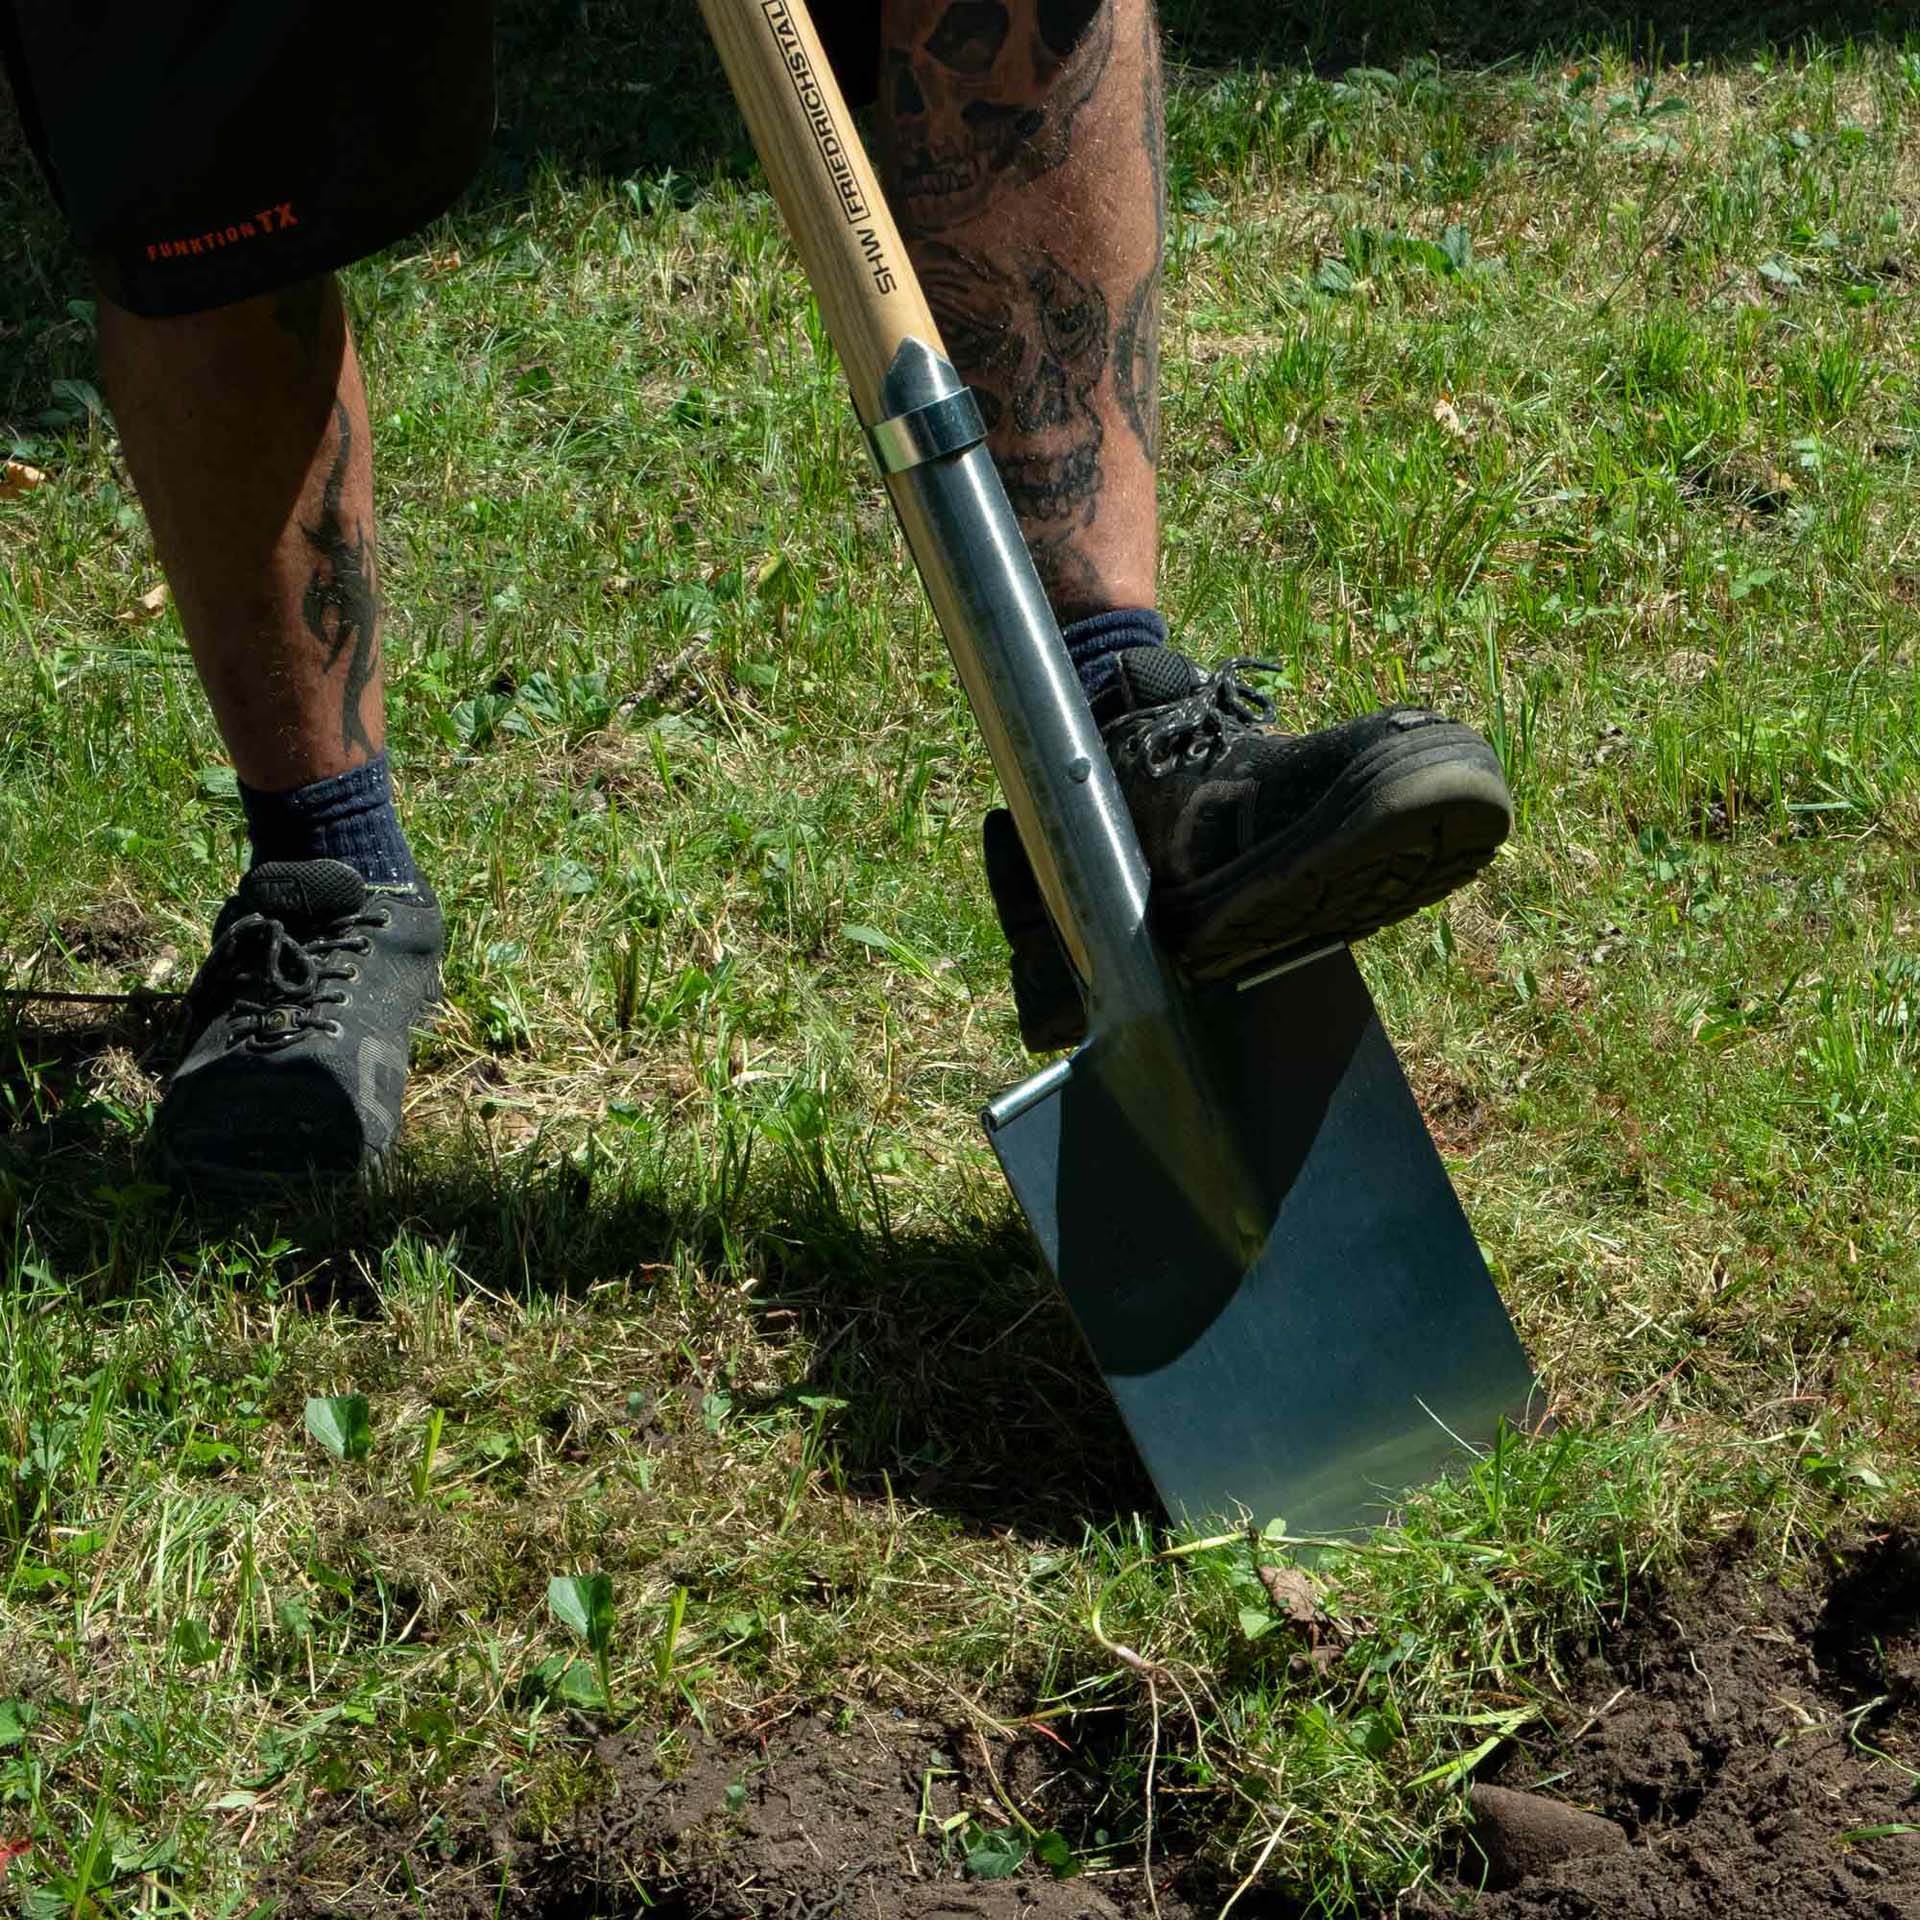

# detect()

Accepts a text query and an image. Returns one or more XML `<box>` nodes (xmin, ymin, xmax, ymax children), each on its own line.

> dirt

<box><xmin>268</xmin><ymin>1540</ymin><xmax>1920</xmax><ymax>1919</ymax></box>
<box><xmin>52</xmin><ymin>898</ymin><xmax>153</xmax><ymax>969</ymax></box>
<box><xmin>268</xmin><ymin>1709</ymin><xmax>1174</xmax><ymax>1919</ymax></box>
<box><xmin>1429</xmin><ymin>1532</ymin><xmax>1920</xmax><ymax>1918</ymax></box>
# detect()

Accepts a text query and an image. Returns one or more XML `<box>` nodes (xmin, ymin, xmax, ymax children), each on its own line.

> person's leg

<box><xmin>877</xmin><ymin>2</ymin><xmax>1512</xmax><ymax>1027</ymax></box>
<box><xmin>97</xmin><ymin>274</ymin><xmax>419</xmax><ymax>887</ymax></box>
<box><xmin>2</xmin><ymin>0</ymin><xmax>494</xmax><ymax>1191</ymax></box>
<box><xmin>100</xmin><ymin>274</ymin><xmax>383</xmax><ymax>790</ymax></box>
<box><xmin>98</xmin><ymin>274</ymin><xmax>440</xmax><ymax>1193</ymax></box>
<box><xmin>878</xmin><ymin>0</ymin><xmax>1161</xmax><ymax>633</ymax></box>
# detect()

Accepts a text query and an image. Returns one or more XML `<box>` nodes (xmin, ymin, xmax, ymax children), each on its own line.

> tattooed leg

<box><xmin>301</xmin><ymin>402</ymin><xmax>382</xmax><ymax>761</ymax></box>
<box><xmin>98</xmin><ymin>274</ymin><xmax>389</xmax><ymax>788</ymax></box>
<box><xmin>880</xmin><ymin>0</ymin><xmax>1164</xmax><ymax>621</ymax></box>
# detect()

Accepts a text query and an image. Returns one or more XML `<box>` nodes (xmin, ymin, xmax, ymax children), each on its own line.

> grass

<box><xmin>2</xmin><ymin>3</ymin><xmax>1918</xmax><ymax>1913</ymax></box>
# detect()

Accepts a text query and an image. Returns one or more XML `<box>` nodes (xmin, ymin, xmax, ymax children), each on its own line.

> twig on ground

<box><xmin>1142</xmin><ymin>1671</ymin><xmax>1162</xmax><ymax>1920</ymax></box>
<box><xmin>970</xmin><ymin>1730</ymin><xmax>1040</xmax><ymax>1841</ymax></box>
<box><xmin>1215</xmin><ymin>1815</ymin><xmax>1290</xmax><ymax>1920</ymax></box>
<box><xmin>1564</xmin><ymin>1686</ymin><xmax>1630</xmax><ymax>1744</ymax></box>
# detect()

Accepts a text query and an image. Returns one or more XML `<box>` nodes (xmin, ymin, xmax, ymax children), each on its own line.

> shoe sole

<box><xmin>153</xmin><ymin>1140</ymin><xmax>395</xmax><ymax>1211</ymax></box>
<box><xmin>1154</xmin><ymin>723</ymin><xmax>1512</xmax><ymax>983</ymax></box>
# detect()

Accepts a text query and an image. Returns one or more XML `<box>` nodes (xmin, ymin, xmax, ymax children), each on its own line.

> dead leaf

<box><xmin>0</xmin><ymin>459</ymin><xmax>46</xmax><ymax>500</ymax></box>
<box><xmin>1257</xmin><ymin>1563</ymin><xmax>1322</xmax><ymax>1627</ymax></box>
<box><xmin>1432</xmin><ymin>394</ymin><xmax>1468</xmax><ymax>440</ymax></box>
<box><xmin>0</xmin><ymin>1837</ymin><xmax>30</xmax><ymax>1881</ymax></box>
<box><xmin>117</xmin><ymin>583</ymin><xmax>170</xmax><ymax>623</ymax></box>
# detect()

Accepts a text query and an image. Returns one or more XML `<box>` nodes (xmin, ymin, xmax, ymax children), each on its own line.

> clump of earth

<box><xmin>1423</xmin><ymin>1532</ymin><xmax>1920</xmax><ymax>1919</ymax></box>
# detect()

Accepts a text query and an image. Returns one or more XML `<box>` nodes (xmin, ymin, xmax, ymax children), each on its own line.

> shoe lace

<box><xmin>1107</xmin><ymin>657</ymin><xmax>1281</xmax><ymax>777</ymax></box>
<box><xmin>190</xmin><ymin>907</ymin><xmax>388</xmax><ymax>1053</ymax></box>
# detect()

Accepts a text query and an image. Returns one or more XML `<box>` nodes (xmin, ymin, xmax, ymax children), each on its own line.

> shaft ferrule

<box><xmin>866</xmin><ymin>385</ymin><xmax>988</xmax><ymax>474</ymax></box>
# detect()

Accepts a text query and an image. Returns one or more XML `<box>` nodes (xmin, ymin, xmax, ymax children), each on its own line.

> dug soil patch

<box><xmin>269</xmin><ymin>1540</ymin><xmax>1920</xmax><ymax>1918</ymax></box>
<box><xmin>270</xmin><ymin>1708</ymin><xmax>1165</xmax><ymax>1919</ymax></box>
<box><xmin>1437</xmin><ymin>1533</ymin><xmax>1920</xmax><ymax>1917</ymax></box>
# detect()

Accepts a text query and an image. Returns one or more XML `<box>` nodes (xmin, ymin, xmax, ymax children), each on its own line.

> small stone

<box><xmin>1467</xmin><ymin>1784</ymin><xmax>1628</xmax><ymax>1889</ymax></box>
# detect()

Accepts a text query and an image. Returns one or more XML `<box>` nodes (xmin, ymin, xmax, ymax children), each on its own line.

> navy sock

<box><xmin>1062</xmin><ymin>607</ymin><xmax>1168</xmax><ymax>701</ymax></box>
<box><xmin>238</xmin><ymin>752</ymin><xmax>419</xmax><ymax>888</ymax></box>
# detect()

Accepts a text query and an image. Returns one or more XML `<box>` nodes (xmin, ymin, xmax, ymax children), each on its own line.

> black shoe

<box><xmin>982</xmin><ymin>807</ymin><xmax>1087</xmax><ymax>1054</ymax></box>
<box><xmin>154</xmin><ymin>859</ymin><xmax>442</xmax><ymax>1197</ymax></box>
<box><xmin>985</xmin><ymin>648</ymin><xmax>1511</xmax><ymax>1048</ymax></box>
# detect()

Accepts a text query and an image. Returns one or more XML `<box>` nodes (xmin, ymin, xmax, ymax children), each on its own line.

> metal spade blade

<box><xmin>985</xmin><ymin>944</ymin><xmax>1540</xmax><ymax>1533</ymax></box>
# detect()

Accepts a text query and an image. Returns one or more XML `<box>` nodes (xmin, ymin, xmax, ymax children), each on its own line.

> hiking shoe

<box><xmin>985</xmin><ymin>648</ymin><xmax>1511</xmax><ymax>1047</ymax></box>
<box><xmin>154</xmin><ymin>859</ymin><xmax>442</xmax><ymax>1197</ymax></box>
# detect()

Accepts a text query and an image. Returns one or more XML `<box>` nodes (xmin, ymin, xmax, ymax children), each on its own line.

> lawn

<box><xmin>1</xmin><ymin>3</ymin><xmax>1917</xmax><ymax>1914</ymax></box>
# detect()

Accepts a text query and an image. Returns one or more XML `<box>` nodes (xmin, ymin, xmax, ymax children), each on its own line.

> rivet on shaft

<box><xmin>1067</xmin><ymin>756</ymin><xmax>1092</xmax><ymax>784</ymax></box>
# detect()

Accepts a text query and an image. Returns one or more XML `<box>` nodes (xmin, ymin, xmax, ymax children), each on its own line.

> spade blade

<box><xmin>984</xmin><ymin>947</ymin><xmax>1540</xmax><ymax>1534</ymax></box>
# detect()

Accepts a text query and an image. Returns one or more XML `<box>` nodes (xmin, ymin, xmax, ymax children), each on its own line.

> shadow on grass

<box><xmin>349</xmin><ymin>1142</ymin><xmax>1157</xmax><ymax>1538</ymax></box>
<box><xmin>0</xmin><ymin>994</ymin><xmax>175</xmax><ymax>1168</ymax></box>
<box><xmin>7</xmin><ymin>1094</ymin><xmax>1153</xmax><ymax>1541</ymax></box>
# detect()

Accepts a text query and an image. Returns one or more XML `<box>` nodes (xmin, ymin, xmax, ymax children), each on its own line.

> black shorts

<box><xmin>0</xmin><ymin>3</ymin><xmax>881</xmax><ymax>318</ymax></box>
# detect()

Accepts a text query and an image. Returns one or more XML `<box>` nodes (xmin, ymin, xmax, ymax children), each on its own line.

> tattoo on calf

<box><xmin>1026</xmin><ymin>531</ymin><xmax>1104</xmax><ymax>618</ymax></box>
<box><xmin>920</xmin><ymin>239</ymin><xmax>1113</xmax><ymax>616</ymax></box>
<box><xmin>920</xmin><ymin>241</ymin><xmax>1109</xmax><ymax>531</ymax></box>
<box><xmin>1113</xmin><ymin>264</ymin><xmax>1160</xmax><ymax>465</ymax></box>
<box><xmin>881</xmin><ymin>0</ymin><xmax>1114</xmax><ymax>230</ymax></box>
<box><xmin>300</xmin><ymin>401</ymin><xmax>381</xmax><ymax>759</ymax></box>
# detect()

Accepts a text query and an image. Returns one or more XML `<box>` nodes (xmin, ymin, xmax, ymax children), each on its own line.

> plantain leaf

<box><xmin>548</xmin><ymin>1574</ymin><xmax>615</xmax><ymax>1658</ymax></box>
<box><xmin>304</xmin><ymin>1395</ymin><xmax>372</xmax><ymax>1462</ymax></box>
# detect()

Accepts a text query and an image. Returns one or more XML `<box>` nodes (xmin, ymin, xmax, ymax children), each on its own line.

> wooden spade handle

<box><xmin>699</xmin><ymin>0</ymin><xmax>942</xmax><ymax>422</ymax></box>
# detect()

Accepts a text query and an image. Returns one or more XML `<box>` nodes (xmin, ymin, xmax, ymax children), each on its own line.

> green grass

<box><xmin>3</xmin><ymin>5</ymin><xmax>1918</xmax><ymax>1913</ymax></box>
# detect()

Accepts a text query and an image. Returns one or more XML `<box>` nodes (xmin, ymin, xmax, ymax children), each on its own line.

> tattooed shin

<box><xmin>881</xmin><ymin>0</ymin><xmax>1114</xmax><ymax>229</ymax></box>
<box><xmin>1112</xmin><ymin>264</ymin><xmax>1160</xmax><ymax>465</ymax></box>
<box><xmin>1025</xmin><ymin>531</ymin><xmax>1104</xmax><ymax>613</ymax></box>
<box><xmin>920</xmin><ymin>241</ymin><xmax>1109</xmax><ymax>530</ymax></box>
<box><xmin>300</xmin><ymin>401</ymin><xmax>381</xmax><ymax>759</ymax></box>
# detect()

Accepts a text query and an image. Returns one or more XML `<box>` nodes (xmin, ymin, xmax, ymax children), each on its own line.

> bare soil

<box><xmin>267</xmin><ymin>1539</ymin><xmax>1920</xmax><ymax>1918</ymax></box>
<box><xmin>269</xmin><ymin>1709</ymin><xmax>1174</xmax><ymax>1919</ymax></box>
<box><xmin>1430</xmin><ymin>1532</ymin><xmax>1920</xmax><ymax>1918</ymax></box>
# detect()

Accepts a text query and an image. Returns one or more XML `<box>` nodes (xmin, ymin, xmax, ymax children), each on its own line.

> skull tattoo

<box><xmin>882</xmin><ymin>0</ymin><xmax>1115</xmax><ymax>229</ymax></box>
<box><xmin>918</xmin><ymin>241</ymin><xmax>1109</xmax><ymax>539</ymax></box>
